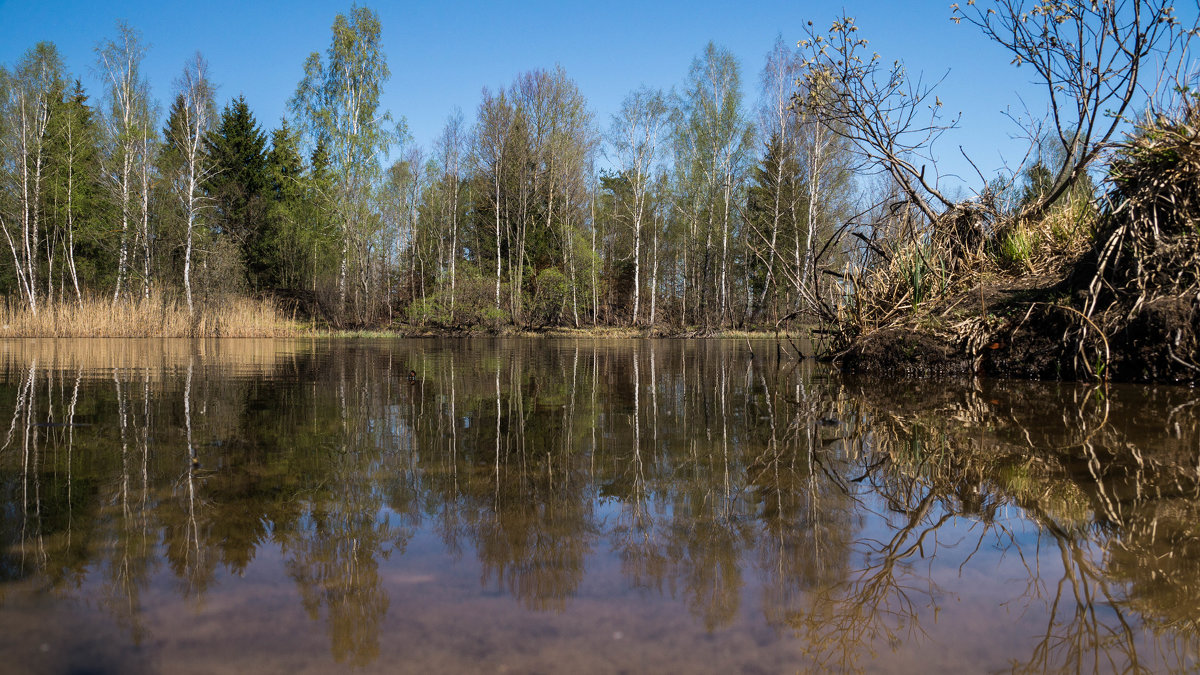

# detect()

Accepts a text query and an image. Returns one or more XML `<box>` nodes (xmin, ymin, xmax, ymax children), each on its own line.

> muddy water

<box><xmin>0</xmin><ymin>338</ymin><xmax>1197</xmax><ymax>673</ymax></box>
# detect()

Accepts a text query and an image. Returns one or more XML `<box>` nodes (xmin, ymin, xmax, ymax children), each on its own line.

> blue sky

<box><xmin>0</xmin><ymin>0</ymin><xmax>1160</xmax><ymax>192</ymax></box>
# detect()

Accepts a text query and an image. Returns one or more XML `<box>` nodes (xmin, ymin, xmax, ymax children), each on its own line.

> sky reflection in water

<box><xmin>0</xmin><ymin>338</ymin><xmax>1197</xmax><ymax>673</ymax></box>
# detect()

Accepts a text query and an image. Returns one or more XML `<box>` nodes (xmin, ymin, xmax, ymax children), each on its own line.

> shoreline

<box><xmin>4</xmin><ymin>321</ymin><xmax>1196</xmax><ymax>386</ymax></box>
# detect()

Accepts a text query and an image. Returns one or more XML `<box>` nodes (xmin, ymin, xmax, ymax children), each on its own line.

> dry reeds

<box><xmin>0</xmin><ymin>291</ymin><xmax>308</xmax><ymax>338</ymax></box>
<box><xmin>836</xmin><ymin>200</ymin><xmax>999</xmax><ymax>336</ymax></box>
<box><xmin>1067</xmin><ymin>102</ymin><xmax>1200</xmax><ymax>378</ymax></box>
<box><xmin>1087</xmin><ymin>104</ymin><xmax>1200</xmax><ymax>319</ymax></box>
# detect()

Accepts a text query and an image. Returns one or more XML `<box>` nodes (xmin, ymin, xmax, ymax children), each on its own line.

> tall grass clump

<box><xmin>1061</xmin><ymin>99</ymin><xmax>1200</xmax><ymax>378</ymax></box>
<box><xmin>833</xmin><ymin>200</ymin><xmax>993</xmax><ymax>336</ymax></box>
<box><xmin>991</xmin><ymin>191</ymin><xmax>1096</xmax><ymax>273</ymax></box>
<box><xmin>1087</xmin><ymin>102</ymin><xmax>1200</xmax><ymax>314</ymax></box>
<box><xmin>0</xmin><ymin>292</ymin><xmax>307</xmax><ymax>338</ymax></box>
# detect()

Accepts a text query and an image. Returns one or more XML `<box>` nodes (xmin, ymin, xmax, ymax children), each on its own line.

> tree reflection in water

<box><xmin>0</xmin><ymin>339</ymin><xmax>1197</xmax><ymax>671</ymax></box>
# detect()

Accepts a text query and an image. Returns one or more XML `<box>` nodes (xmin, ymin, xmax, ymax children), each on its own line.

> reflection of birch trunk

<box><xmin>112</xmin><ymin>364</ymin><xmax>140</xmax><ymax>618</ymax></box>
<box><xmin>184</xmin><ymin>357</ymin><xmax>201</xmax><ymax>578</ymax></box>
<box><xmin>495</xmin><ymin>360</ymin><xmax>501</xmax><ymax>505</ymax></box>
<box><xmin>720</xmin><ymin>351</ymin><xmax>730</xmax><ymax>517</ymax></box>
<box><xmin>800</xmin><ymin>377</ymin><xmax>823</xmax><ymax>574</ymax></box>
<box><xmin>68</xmin><ymin>368</ymin><xmax>80</xmax><ymax>543</ymax></box>
<box><xmin>568</xmin><ymin>347</ymin><xmax>578</xmax><ymax>458</ymax></box>
<box><xmin>631</xmin><ymin>349</ymin><xmax>648</xmax><ymax>529</ymax></box>
<box><xmin>757</xmin><ymin>369</ymin><xmax>782</xmax><ymax>570</ymax></box>
<box><xmin>449</xmin><ymin>354</ymin><xmax>457</xmax><ymax>490</ymax></box>
<box><xmin>590</xmin><ymin>346</ymin><xmax>597</xmax><ymax>480</ymax></box>
<box><xmin>633</xmin><ymin>349</ymin><xmax>641</xmax><ymax>501</ymax></box>
<box><xmin>649</xmin><ymin>345</ymin><xmax>658</xmax><ymax>460</ymax></box>
<box><xmin>141</xmin><ymin>372</ymin><xmax>150</xmax><ymax>531</ymax></box>
<box><xmin>19</xmin><ymin>358</ymin><xmax>40</xmax><ymax>569</ymax></box>
<box><xmin>114</xmin><ymin>367</ymin><xmax>129</xmax><ymax>521</ymax></box>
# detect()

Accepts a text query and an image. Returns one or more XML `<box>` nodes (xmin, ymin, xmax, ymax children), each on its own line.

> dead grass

<box><xmin>1072</xmin><ymin>101</ymin><xmax>1200</xmax><ymax>377</ymax></box>
<box><xmin>834</xmin><ymin>100</ymin><xmax>1200</xmax><ymax>382</ymax></box>
<box><xmin>0</xmin><ymin>292</ymin><xmax>308</xmax><ymax>338</ymax></box>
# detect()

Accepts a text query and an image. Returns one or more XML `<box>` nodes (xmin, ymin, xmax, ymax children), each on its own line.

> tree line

<box><xmin>0</xmin><ymin>7</ymin><xmax>855</xmax><ymax>329</ymax></box>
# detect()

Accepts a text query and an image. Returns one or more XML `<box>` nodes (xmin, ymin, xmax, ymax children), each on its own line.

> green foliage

<box><xmin>529</xmin><ymin>267</ymin><xmax>569</xmax><ymax>326</ymax></box>
<box><xmin>205</xmin><ymin>95</ymin><xmax>271</xmax><ymax>287</ymax></box>
<box><xmin>406</xmin><ymin>267</ymin><xmax>506</xmax><ymax>327</ymax></box>
<box><xmin>904</xmin><ymin>250</ymin><xmax>928</xmax><ymax>307</ymax></box>
<box><xmin>3</xmin><ymin>19</ymin><xmax>850</xmax><ymax>330</ymax></box>
<box><xmin>998</xmin><ymin>226</ymin><xmax>1035</xmax><ymax>266</ymax></box>
<box><xmin>289</xmin><ymin>4</ymin><xmax>405</xmax><ymax>321</ymax></box>
<box><xmin>895</xmin><ymin>244</ymin><xmax>945</xmax><ymax>310</ymax></box>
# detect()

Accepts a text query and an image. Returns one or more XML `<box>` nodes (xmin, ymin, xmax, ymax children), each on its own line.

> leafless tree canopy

<box><xmin>955</xmin><ymin>0</ymin><xmax>1194</xmax><ymax>217</ymax></box>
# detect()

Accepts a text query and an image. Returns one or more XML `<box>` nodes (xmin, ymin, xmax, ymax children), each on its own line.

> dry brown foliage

<box><xmin>1072</xmin><ymin>102</ymin><xmax>1200</xmax><ymax>376</ymax></box>
<box><xmin>1087</xmin><ymin>104</ymin><xmax>1200</xmax><ymax>318</ymax></box>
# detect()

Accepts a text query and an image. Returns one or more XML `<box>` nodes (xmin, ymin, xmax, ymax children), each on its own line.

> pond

<box><xmin>0</xmin><ymin>338</ymin><xmax>1197</xmax><ymax>673</ymax></box>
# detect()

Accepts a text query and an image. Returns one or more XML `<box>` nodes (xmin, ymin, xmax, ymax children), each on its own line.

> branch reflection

<box><xmin>0</xmin><ymin>339</ymin><xmax>1197</xmax><ymax>670</ymax></box>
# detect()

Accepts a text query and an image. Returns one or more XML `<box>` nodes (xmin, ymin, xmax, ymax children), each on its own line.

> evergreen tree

<box><xmin>206</xmin><ymin>95</ymin><xmax>270</xmax><ymax>288</ymax></box>
<box><xmin>745</xmin><ymin>132</ymin><xmax>802</xmax><ymax>313</ymax></box>
<box><xmin>157</xmin><ymin>93</ymin><xmax>191</xmax><ymax>283</ymax></box>
<box><xmin>265</xmin><ymin>119</ymin><xmax>309</xmax><ymax>288</ymax></box>
<box><xmin>44</xmin><ymin>79</ymin><xmax>112</xmax><ymax>299</ymax></box>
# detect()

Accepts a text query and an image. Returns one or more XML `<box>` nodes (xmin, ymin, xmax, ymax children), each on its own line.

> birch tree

<box><xmin>96</xmin><ymin>22</ymin><xmax>152</xmax><ymax>305</ymax></box>
<box><xmin>290</xmin><ymin>5</ymin><xmax>401</xmax><ymax>321</ymax></box>
<box><xmin>534</xmin><ymin>68</ymin><xmax>596</xmax><ymax>328</ymax></box>
<box><xmin>608</xmin><ymin>86</ymin><xmax>669</xmax><ymax>326</ymax></box>
<box><xmin>434</xmin><ymin>109</ymin><xmax>465</xmax><ymax>320</ymax></box>
<box><xmin>163</xmin><ymin>54</ymin><xmax>216</xmax><ymax>315</ymax></box>
<box><xmin>677</xmin><ymin>43</ymin><xmax>753</xmax><ymax>327</ymax></box>
<box><xmin>753</xmin><ymin>37</ymin><xmax>802</xmax><ymax>314</ymax></box>
<box><xmin>0</xmin><ymin>43</ymin><xmax>65</xmax><ymax>314</ymax></box>
<box><xmin>473</xmin><ymin>87</ymin><xmax>516</xmax><ymax>314</ymax></box>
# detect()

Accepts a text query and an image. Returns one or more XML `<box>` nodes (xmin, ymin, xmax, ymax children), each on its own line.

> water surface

<box><xmin>1</xmin><ymin>338</ymin><xmax>1198</xmax><ymax>673</ymax></box>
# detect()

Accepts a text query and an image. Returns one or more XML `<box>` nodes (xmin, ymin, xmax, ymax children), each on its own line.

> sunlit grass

<box><xmin>0</xmin><ymin>292</ymin><xmax>307</xmax><ymax>338</ymax></box>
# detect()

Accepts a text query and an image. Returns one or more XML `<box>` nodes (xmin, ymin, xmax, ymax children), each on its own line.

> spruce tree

<box><xmin>205</xmin><ymin>94</ymin><xmax>269</xmax><ymax>288</ymax></box>
<box><xmin>265</xmin><ymin>119</ymin><xmax>306</xmax><ymax>288</ymax></box>
<box><xmin>44</xmin><ymin>80</ymin><xmax>112</xmax><ymax>299</ymax></box>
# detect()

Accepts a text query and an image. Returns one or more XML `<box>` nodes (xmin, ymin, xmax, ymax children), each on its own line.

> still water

<box><xmin>0</xmin><ymin>338</ymin><xmax>1197</xmax><ymax>673</ymax></box>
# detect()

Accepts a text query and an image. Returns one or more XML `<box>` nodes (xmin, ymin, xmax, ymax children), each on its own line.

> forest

<box><xmin>2</xmin><ymin>2</ymin><xmax>1198</xmax><ymax>382</ymax></box>
<box><xmin>0</xmin><ymin>7</ymin><xmax>856</xmax><ymax>333</ymax></box>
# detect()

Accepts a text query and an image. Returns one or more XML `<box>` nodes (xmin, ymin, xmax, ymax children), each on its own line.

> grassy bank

<box><xmin>833</xmin><ymin>103</ymin><xmax>1200</xmax><ymax>384</ymax></box>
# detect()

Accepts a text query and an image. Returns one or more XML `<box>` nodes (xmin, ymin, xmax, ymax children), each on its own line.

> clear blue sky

<box><xmin>0</xmin><ymin>0</ymin><xmax>1163</xmax><ymax>191</ymax></box>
